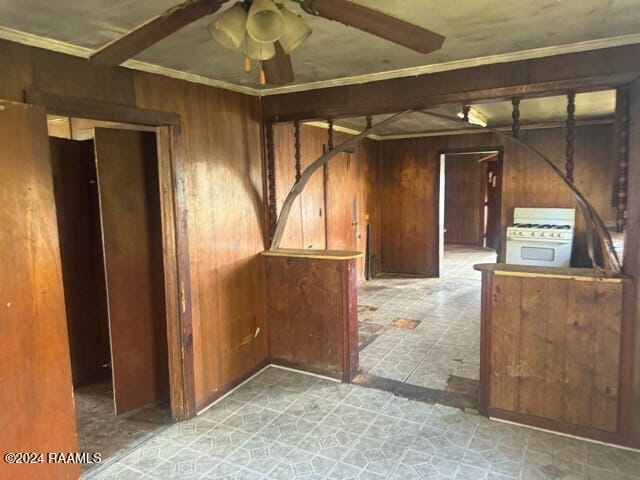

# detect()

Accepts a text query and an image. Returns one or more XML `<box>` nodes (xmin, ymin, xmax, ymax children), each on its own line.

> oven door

<box><xmin>505</xmin><ymin>238</ymin><xmax>572</xmax><ymax>267</ymax></box>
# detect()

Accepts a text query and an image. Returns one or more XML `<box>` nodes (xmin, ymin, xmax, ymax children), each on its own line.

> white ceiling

<box><xmin>0</xmin><ymin>1</ymin><xmax>639</xmax><ymax>95</ymax></box>
<box><xmin>311</xmin><ymin>90</ymin><xmax>616</xmax><ymax>138</ymax></box>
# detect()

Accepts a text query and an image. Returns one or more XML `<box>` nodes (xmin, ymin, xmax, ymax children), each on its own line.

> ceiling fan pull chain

<box><xmin>244</xmin><ymin>56</ymin><xmax>252</xmax><ymax>73</ymax></box>
<box><xmin>259</xmin><ymin>62</ymin><xmax>267</xmax><ymax>85</ymax></box>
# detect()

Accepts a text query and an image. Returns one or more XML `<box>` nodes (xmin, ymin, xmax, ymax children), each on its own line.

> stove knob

<box><xmin>540</xmin><ymin>232</ymin><xmax>545</xmax><ymax>237</ymax></box>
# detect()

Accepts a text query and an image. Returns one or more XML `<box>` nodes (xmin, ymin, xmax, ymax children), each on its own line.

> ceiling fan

<box><xmin>89</xmin><ymin>0</ymin><xmax>445</xmax><ymax>86</ymax></box>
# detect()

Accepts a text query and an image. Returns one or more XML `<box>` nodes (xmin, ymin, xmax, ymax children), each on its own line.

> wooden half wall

<box><xmin>264</xmin><ymin>250</ymin><xmax>359</xmax><ymax>381</ymax></box>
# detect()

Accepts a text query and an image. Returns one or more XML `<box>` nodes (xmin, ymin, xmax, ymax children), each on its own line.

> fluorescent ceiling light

<box><xmin>457</xmin><ymin>107</ymin><xmax>488</xmax><ymax>127</ymax></box>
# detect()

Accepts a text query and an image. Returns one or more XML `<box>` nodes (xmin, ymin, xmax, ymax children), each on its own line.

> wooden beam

<box><xmin>261</xmin><ymin>44</ymin><xmax>640</xmax><ymax>122</ymax></box>
<box><xmin>24</xmin><ymin>88</ymin><xmax>180</xmax><ymax>128</ymax></box>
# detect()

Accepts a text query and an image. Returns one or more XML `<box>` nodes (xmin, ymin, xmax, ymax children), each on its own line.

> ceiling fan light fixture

<box><xmin>208</xmin><ymin>2</ymin><xmax>247</xmax><ymax>50</ymax></box>
<box><xmin>246</xmin><ymin>0</ymin><xmax>285</xmax><ymax>44</ymax></box>
<box><xmin>243</xmin><ymin>35</ymin><xmax>276</xmax><ymax>60</ymax></box>
<box><xmin>277</xmin><ymin>4</ymin><xmax>312</xmax><ymax>54</ymax></box>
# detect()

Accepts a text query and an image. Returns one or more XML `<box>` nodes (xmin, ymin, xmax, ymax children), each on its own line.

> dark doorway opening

<box><xmin>48</xmin><ymin>118</ymin><xmax>172</xmax><ymax>469</ymax></box>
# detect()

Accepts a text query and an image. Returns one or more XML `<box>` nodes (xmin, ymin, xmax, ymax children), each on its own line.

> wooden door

<box><xmin>0</xmin><ymin>99</ymin><xmax>79</xmax><ymax>479</ymax></box>
<box><xmin>93</xmin><ymin>128</ymin><xmax>169</xmax><ymax>415</ymax></box>
<box><xmin>485</xmin><ymin>160</ymin><xmax>501</xmax><ymax>251</ymax></box>
<box><xmin>50</xmin><ymin>138</ymin><xmax>111</xmax><ymax>387</ymax></box>
<box><xmin>444</xmin><ymin>154</ymin><xmax>486</xmax><ymax>246</ymax></box>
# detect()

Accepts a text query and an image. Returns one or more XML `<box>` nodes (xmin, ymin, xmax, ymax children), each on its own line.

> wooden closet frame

<box><xmin>24</xmin><ymin>88</ymin><xmax>196</xmax><ymax>420</ymax></box>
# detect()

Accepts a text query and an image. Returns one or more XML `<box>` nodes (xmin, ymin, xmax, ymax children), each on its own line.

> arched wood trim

<box><xmin>269</xmin><ymin>112</ymin><xmax>411</xmax><ymax>250</ymax></box>
<box><xmin>421</xmin><ymin>109</ymin><xmax>621</xmax><ymax>277</ymax></box>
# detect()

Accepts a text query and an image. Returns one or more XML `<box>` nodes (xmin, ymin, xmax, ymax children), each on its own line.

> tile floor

<box><xmin>85</xmin><ymin>366</ymin><xmax>640</xmax><ymax>480</ymax></box>
<box><xmin>358</xmin><ymin>246</ymin><xmax>497</xmax><ymax>390</ymax></box>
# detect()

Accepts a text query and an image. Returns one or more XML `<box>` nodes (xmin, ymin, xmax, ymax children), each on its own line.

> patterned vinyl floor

<box><xmin>358</xmin><ymin>246</ymin><xmax>496</xmax><ymax>390</ymax></box>
<box><xmin>84</xmin><ymin>366</ymin><xmax>640</xmax><ymax>480</ymax></box>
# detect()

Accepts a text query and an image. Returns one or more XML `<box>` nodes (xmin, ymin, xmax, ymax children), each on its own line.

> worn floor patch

<box><xmin>446</xmin><ymin>375</ymin><xmax>479</xmax><ymax>397</ymax></box>
<box><xmin>358</xmin><ymin>321</ymin><xmax>386</xmax><ymax>350</ymax></box>
<box><xmin>358</xmin><ymin>304</ymin><xmax>379</xmax><ymax>314</ymax></box>
<box><xmin>392</xmin><ymin>318</ymin><xmax>421</xmax><ymax>330</ymax></box>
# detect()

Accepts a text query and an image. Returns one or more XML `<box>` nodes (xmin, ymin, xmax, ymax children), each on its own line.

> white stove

<box><xmin>506</xmin><ymin>208</ymin><xmax>575</xmax><ymax>267</ymax></box>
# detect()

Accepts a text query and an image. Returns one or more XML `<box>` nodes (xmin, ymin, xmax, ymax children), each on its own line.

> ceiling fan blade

<box><xmin>90</xmin><ymin>0</ymin><xmax>226</xmax><ymax>66</ymax></box>
<box><xmin>304</xmin><ymin>0</ymin><xmax>445</xmax><ymax>54</ymax></box>
<box><xmin>263</xmin><ymin>43</ymin><xmax>295</xmax><ymax>85</ymax></box>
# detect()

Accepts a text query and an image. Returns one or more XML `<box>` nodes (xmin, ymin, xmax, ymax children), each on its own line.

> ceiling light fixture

<box><xmin>209</xmin><ymin>0</ymin><xmax>312</xmax><ymax>84</ymax></box>
<box><xmin>457</xmin><ymin>107</ymin><xmax>488</xmax><ymax>127</ymax></box>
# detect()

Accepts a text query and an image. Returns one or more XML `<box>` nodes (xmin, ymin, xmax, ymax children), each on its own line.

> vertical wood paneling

<box><xmin>326</xmin><ymin>135</ymin><xmax>358</xmax><ymax>251</ymax></box>
<box><xmin>487</xmin><ymin>272</ymin><xmax>623</xmax><ymax>434</ymax></box>
<box><xmin>266</xmin><ymin>255</ymin><xmax>357</xmax><ymax>380</ymax></box>
<box><xmin>0</xmin><ymin>40</ymin><xmax>33</xmax><ymax>102</ymax></box>
<box><xmin>378</xmin><ymin>125</ymin><xmax>615</xmax><ymax>273</ymax></box>
<box><xmin>564</xmin><ymin>281</ymin><xmax>595</xmax><ymax>427</ymax></box>
<box><xmin>592</xmin><ymin>283</ymin><xmax>622</xmax><ymax>432</ymax></box>
<box><xmin>274</xmin><ymin>123</ymin><xmax>303</xmax><ymax>248</ymax></box>
<box><xmin>517</xmin><ymin>278</ymin><xmax>547</xmax><ymax>416</ymax></box>
<box><xmin>542</xmin><ymin>278</ymin><xmax>569</xmax><ymax>421</ymax></box>
<box><xmin>490</xmin><ymin>276</ymin><xmax>522</xmax><ymax>411</ymax></box>
<box><xmin>272</xmin><ymin>125</ymin><xmax>380</xmax><ymax>278</ymax></box>
<box><xmin>133</xmin><ymin>72</ymin><xmax>268</xmax><ymax>410</ymax></box>
<box><xmin>379</xmin><ymin>138</ymin><xmax>439</xmax><ymax>275</ymax></box>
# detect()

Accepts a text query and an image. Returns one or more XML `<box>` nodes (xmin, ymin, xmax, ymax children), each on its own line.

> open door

<box><xmin>93</xmin><ymin>128</ymin><xmax>169</xmax><ymax>415</ymax></box>
<box><xmin>0</xmin><ymin>100</ymin><xmax>79</xmax><ymax>479</ymax></box>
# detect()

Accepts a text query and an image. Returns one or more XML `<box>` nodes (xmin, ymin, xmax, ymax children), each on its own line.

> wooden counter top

<box><xmin>473</xmin><ymin>263</ymin><xmax>629</xmax><ymax>282</ymax></box>
<box><xmin>262</xmin><ymin>249</ymin><xmax>364</xmax><ymax>260</ymax></box>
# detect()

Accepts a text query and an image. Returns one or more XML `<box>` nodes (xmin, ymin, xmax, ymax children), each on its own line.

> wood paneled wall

<box><xmin>484</xmin><ymin>271</ymin><xmax>626</xmax><ymax>438</ymax></box>
<box><xmin>378</xmin><ymin>125</ymin><xmax>616</xmax><ymax>275</ymax></box>
<box><xmin>272</xmin><ymin>124</ymin><xmax>380</xmax><ymax>278</ymax></box>
<box><xmin>133</xmin><ymin>73</ymin><xmax>268</xmax><ymax>410</ymax></box>
<box><xmin>0</xmin><ymin>39</ymin><xmax>268</xmax><ymax>412</ymax></box>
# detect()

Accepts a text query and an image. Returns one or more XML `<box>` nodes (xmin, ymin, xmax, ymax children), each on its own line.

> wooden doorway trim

<box><xmin>25</xmin><ymin>88</ymin><xmax>196</xmax><ymax>419</ymax></box>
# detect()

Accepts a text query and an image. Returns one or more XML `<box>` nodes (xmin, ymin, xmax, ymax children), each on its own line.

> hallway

<box><xmin>357</xmin><ymin>246</ymin><xmax>496</xmax><ymax>391</ymax></box>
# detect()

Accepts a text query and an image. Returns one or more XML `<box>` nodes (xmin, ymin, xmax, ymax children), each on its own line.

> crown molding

<box><xmin>1</xmin><ymin>25</ymin><xmax>639</xmax><ymax>98</ymax></box>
